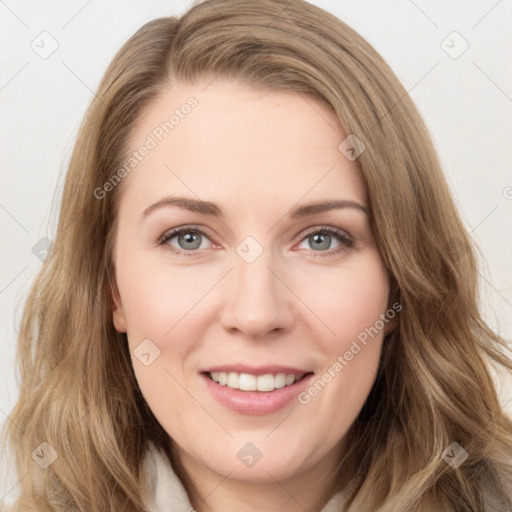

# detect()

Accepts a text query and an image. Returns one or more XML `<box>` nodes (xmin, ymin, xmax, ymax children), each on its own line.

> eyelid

<box><xmin>296</xmin><ymin>225</ymin><xmax>353</xmax><ymax>244</ymax></box>
<box><xmin>157</xmin><ymin>224</ymin><xmax>213</xmax><ymax>245</ymax></box>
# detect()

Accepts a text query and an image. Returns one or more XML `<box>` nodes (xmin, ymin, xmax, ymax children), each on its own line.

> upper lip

<box><xmin>201</xmin><ymin>365</ymin><xmax>314</xmax><ymax>377</ymax></box>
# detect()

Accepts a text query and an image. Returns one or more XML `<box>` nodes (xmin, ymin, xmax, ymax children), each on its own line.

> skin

<box><xmin>111</xmin><ymin>78</ymin><xmax>394</xmax><ymax>512</ymax></box>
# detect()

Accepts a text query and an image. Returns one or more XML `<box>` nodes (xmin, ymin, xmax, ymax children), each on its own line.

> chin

<box><xmin>197</xmin><ymin>439</ymin><xmax>314</xmax><ymax>483</ymax></box>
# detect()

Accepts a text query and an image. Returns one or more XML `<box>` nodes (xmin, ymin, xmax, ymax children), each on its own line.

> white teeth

<box><xmin>285</xmin><ymin>374</ymin><xmax>295</xmax><ymax>386</ymax></box>
<box><xmin>274</xmin><ymin>373</ymin><xmax>286</xmax><ymax>389</ymax></box>
<box><xmin>238</xmin><ymin>373</ymin><xmax>257</xmax><ymax>391</ymax></box>
<box><xmin>209</xmin><ymin>371</ymin><xmax>303</xmax><ymax>392</ymax></box>
<box><xmin>257</xmin><ymin>374</ymin><xmax>277</xmax><ymax>392</ymax></box>
<box><xmin>227</xmin><ymin>372</ymin><xmax>238</xmax><ymax>388</ymax></box>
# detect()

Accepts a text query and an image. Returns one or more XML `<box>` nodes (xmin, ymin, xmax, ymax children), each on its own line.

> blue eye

<box><xmin>296</xmin><ymin>227</ymin><xmax>353</xmax><ymax>255</ymax></box>
<box><xmin>158</xmin><ymin>225</ymin><xmax>353</xmax><ymax>257</ymax></box>
<box><xmin>158</xmin><ymin>225</ymin><xmax>213</xmax><ymax>256</ymax></box>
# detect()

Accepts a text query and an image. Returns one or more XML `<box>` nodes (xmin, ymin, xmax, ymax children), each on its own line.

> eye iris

<box><xmin>310</xmin><ymin>233</ymin><xmax>331</xmax><ymax>250</ymax></box>
<box><xmin>178</xmin><ymin>232</ymin><xmax>202</xmax><ymax>250</ymax></box>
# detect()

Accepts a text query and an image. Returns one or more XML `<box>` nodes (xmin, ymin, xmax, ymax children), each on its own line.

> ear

<box><xmin>108</xmin><ymin>272</ymin><xmax>127</xmax><ymax>333</ymax></box>
<box><xmin>383</xmin><ymin>299</ymin><xmax>400</xmax><ymax>335</ymax></box>
<box><xmin>383</xmin><ymin>314</ymin><xmax>398</xmax><ymax>335</ymax></box>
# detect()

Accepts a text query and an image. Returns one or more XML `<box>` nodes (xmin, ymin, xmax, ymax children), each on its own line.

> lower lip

<box><xmin>201</xmin><ymin>372</ymin><xmax>315</xmax><ymax>415</ymax></box>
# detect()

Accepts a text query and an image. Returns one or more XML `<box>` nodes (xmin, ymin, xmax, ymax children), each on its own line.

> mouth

<box><xmin>200</xmin><ymin>369</ymin><xmax>315</xmax><ymax>415</ymax></box>
<box><xmin>202</xmin><ymin>370</ymin><xmax>314</xmax><ymax>392</ymax></box>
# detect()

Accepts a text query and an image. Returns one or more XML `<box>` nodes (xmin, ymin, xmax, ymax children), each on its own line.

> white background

<box><xmin>1</xmin><ymin>0</ymin><xmax>511</xmax><ymax>500</ymax></box>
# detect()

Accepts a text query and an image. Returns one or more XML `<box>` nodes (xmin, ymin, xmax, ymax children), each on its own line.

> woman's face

<box><xmin>112</xmin><ymin>79</ymin><xmax>392</xmax><ymax>484</ymax></box>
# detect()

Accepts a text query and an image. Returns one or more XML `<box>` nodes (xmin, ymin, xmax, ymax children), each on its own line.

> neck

<box><xmin>168</xmin><ymin>439</ymin><xmax>347</xmax><ymax>512</ymax></box>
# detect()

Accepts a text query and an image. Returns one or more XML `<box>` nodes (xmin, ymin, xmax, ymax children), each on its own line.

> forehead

<box><xmin>119</xmin><ymin>79</ymin><xmax>366</xmax><ymax>212</ymax></box>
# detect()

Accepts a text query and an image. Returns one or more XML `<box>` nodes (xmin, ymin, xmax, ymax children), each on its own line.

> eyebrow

<box><xmin>142</xmin><ymin>195</ymin><xmax>368</xmax><ymax>219</ymax></box>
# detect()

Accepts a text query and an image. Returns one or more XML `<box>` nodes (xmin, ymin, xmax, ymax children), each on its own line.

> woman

<box><xmin>2</xmin><ymin>0</ymin><xmax>512</xmax><ymax>510</ymax></box>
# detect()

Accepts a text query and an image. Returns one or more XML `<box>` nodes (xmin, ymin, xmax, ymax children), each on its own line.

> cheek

<box><xmin>115</xmin><ymin>256</ymin><xmax>208</xmax><ymax>430</ymax></box>
<box><xmin>295</xmin><ymin>252</ymin><xmax>390</xmax><ymax>350</ymax></box>
<box><xmin>294</xmin><ymin>253</ymin><xmax>390</xmax><ymax>430</ymax></box>
<box><xmin>116</xmin><ymin>254</ymin><xmax>215</xmax><ymax>341</ymax></box>
<box><xmin>115</xmin><ymin>255</ymin><xmax>218</xmax><ymax>410</ymax></box>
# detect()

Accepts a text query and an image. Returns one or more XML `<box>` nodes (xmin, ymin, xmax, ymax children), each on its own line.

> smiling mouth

<box><xmin>203</xmin><ymin>371</ymin><xmax>314</xmax><ymax>392</ymax></box>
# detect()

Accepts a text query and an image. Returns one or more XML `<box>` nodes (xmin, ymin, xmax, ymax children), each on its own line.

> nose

<box><xmin>219</xmin><ymin>246</ymin><xmax>295</xmax><ymax>339</ymax></box>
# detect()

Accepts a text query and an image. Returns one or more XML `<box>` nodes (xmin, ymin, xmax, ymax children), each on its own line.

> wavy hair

<box><xmin>3</xmin><ymin>0</ymin><xmax>512</xmax><ymax>510</ymax></box>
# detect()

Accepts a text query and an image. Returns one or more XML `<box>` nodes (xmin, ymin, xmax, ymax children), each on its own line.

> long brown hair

<box><xmin>3</xmin><ymin>0</ymin><xmax>512</xmax><ymax>510</ymax></box>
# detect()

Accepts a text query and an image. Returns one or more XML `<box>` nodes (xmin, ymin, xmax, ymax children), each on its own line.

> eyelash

<box><xmin>157</xmin><ymin>225</ymin><xmax>354</xmax><ymax>258</ymax></box>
